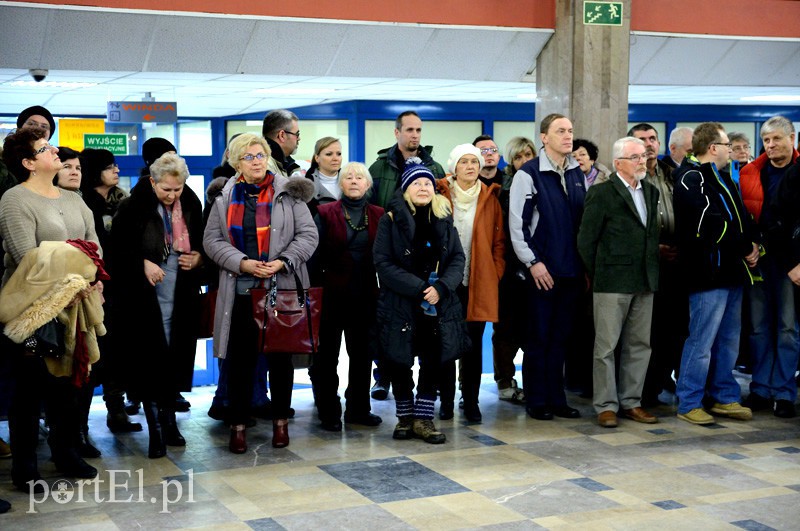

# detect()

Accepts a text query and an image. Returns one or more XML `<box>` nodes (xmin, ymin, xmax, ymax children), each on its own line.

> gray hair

<box><xmin>262</xmin><ymin>109</ymin><xmax>298</xmax><ymax>139</ymax></box>
<box><xmin>668</xmin><ymin>127</ymin><xmax>693</xmax><ymax>148</ymax></box>
<box><xmin>338</xmin><ymin>162</ymin><xmax>373</xmax><ymax>188</ymax></box>
<box><xmin>760</xmin><ymin>116</ymin><xmax>795</xmax><ymax>139</ymax></box>
<box><xmin>729</xmin><ymin>131</ymin><xmax>751</xmax><ymax>145</ymax></box>
<box><xmin>612</xmin><ymin>137</ymin><xmax>645</xmax><ymax>160</ymax></box>
<box><xmin>150</xmin><ymin>153</ymin><xmax>189</xmax><ymax>183</ymax></box>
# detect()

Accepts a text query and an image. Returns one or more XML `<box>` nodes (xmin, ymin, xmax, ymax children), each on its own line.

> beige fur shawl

<box><xmin>0</xmin><ymin>241</ymin><xmax>105</xmax><ymax>377</ymax></box>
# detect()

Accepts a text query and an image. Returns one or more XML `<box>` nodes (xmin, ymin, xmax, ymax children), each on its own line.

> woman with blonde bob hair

<box><xmin>311</xmin><ymin>162</ymin><xmax>384</xmax><ymax>431</ymax></box>
<box><xmin>373</xmin><ymin>157</ymin><xmax>468</xmax><ymax>445</ymax></box>
<box><xmin>204</xmin><ymin>133</ymin><xmax>317</xmax><ymax>453</ymax></box>
<box><xmin>305</xmin><ymin>136</ymin><xmax>343</xmax><ymax>217</ymax></box>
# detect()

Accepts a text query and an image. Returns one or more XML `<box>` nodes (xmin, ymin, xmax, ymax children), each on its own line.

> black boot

<box><xmin>142</xmin><ymin>401</ymin><xmax>166</xmax><ymax>458</ymax></box>
<box><xmin>106</xmin><ymin>396</ymin><xmax>143</xmax><ymax>433</ymax></box>
<box><xmin>159</xmin><ymin>407</ymin><xmax>186</xmax><ymax>447</ymax></box>
<box><xmin>52</xmin><ymin>448</ymin><xmax>98</xmax><ymax>479</ymax></box>
<box><xmin>76</xmin><ymin>383</ymin><xmax>100</xmax><ymax>458</ymax></box>
<box><xmin>49</xmin><ymin>425</ymin><xmax>97</xmax><ymax>479</ymax></box>
<box><xmin>76</xmin><ymin>426</ymin><xmax>101</xmax><ymax>458</ymax></box>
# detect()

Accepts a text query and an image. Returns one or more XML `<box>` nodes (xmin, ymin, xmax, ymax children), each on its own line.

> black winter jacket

<box><xmin>674</xmin><ymin>161</ymin><xmax>758</xmax><ymax>292</ymax></box>
<box><xmin>373</xmin><ymin>191</ymin><xmax>468</xmax><ymax>368</ymax></box>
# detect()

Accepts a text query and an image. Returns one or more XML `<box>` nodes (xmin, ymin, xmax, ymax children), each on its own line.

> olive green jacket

<box><xmin>577</xmin><ymin>173</ymin><xmax>661</xmax><ymax>293</ymax></box>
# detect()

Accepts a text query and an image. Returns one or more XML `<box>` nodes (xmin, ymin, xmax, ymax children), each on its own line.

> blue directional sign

<box><xmin>107</xmin><ymin>101</ymin><xmax>178</xmax><ymax>123</ymax></box>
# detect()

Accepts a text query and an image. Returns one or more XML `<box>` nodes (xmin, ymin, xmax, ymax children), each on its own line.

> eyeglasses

<box><xmin>24</xmin><ymin>120</ymin><xmax>50</xmax><ymax>131</ymax></box>
<box><xmin>480</xmin><ymin>147</ymin><xmax>499</xmax><ymax>155</ymax></box>
<box><xmin>103</xmin><ymin>163</ymin><xmax>119</xmax><ymax>171</ymax></box>
<box><xmin>240</xmin><ymin>153</ymin><xmax>267</xmax><ymax>162</ymax></box>
<box><xmin>732</xmin><ymin>144</ymin><xmax>750</xmax><ymax>152</ymax></box>
<box><xmin>283</xmin><ymin>130</ymin><xmax>300</xmax><ymax>138</ymax></box>
<box><xmin>617</xmin><ymin>154</ymin><xmax>645</xmax><ymax>162</ymax></box>
<box><xmin>32</xmin><ymin>143</ymin><xmax>54</xmax><ymax>156</ymax></box>
<box><xmin>713</xmin><ymin>142</ymin><xmax>733</xmax><ymax>149</ymax></box>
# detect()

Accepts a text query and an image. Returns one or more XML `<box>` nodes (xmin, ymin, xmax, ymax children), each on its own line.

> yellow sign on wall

<box><xmin>58</xmin><ymin>119</ymin><xmax>106</xmax><ymax>150</ymax></box>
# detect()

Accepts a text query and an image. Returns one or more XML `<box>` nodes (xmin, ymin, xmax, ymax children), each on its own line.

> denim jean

<box><xmin>748</xmin><ymin>255</ymin><xmax>800</xmax><ymax>401</ymax></box>
<box><xmin>676</xmin><ymin>287</ymin><xmax>743</xmax><ymax>413</ymax></box>
<box><xmin>211</xmin><ymin>353</ymin><xmax>270</xmax><ymax>408</ymax></box>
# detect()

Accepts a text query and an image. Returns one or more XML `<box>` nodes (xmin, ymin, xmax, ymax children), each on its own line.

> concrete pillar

<box><xmin>536</xmin><ymin>0</ymin><xmax>631</xmax><ymax>165</ymax></box>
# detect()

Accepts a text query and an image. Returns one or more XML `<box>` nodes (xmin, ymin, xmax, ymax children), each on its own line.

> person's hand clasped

<box><xmin>242</xmin><ymin>259</ymin><xmax>284</xmax><ymax>279</ymax></box>
<box><xmin>422</xmin><ymin>285</ymin><xmax>440</xmax><ymax>305</ymax></box>
<box><xmin>745</xmin><ymin>243</ymin><xmax>760</xmax><ymax>268</ymax></box>
<box><xmin>178</xmin><ymin>250</ymin><xmax>202</xmax><ymax>271</ymax></box>
<box><xmin>788</xmin><ymin>263</ymin><xmax>800</xmax><ymax>286</ymax></box>
<box><xmin>144</xmin><ymin>259</ymin><xmax>165</xmax><ymax>286</ymax></box>
<box><xmin>530</xmin><ymin>262</ymin><xmax>553</xmax><ymax>291</ymax></box>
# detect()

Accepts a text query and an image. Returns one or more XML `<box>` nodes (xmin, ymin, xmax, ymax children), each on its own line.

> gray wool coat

<box><xmin>203</xmin><ymin>174</ymin><xmax>318</xmax><ymax>359</ymax></box>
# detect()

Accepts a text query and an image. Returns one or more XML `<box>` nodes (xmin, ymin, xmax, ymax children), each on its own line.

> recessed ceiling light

<box><xmin>254</xmin><ymin>87</ymin><xmax>335</xmax><ymax>95</ymax></box>
<box><xmin>740</xmin><ymin>95</ymin><xmax>800</xmax><ymax>103</ymax></box>
<box><xmin>4</xmin><ymin>80</ymin><xmax>98</xmax><ymax>88</ymax></box>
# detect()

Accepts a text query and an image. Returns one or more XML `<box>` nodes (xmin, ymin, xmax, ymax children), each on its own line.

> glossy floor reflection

<box><xmin>1</xmin><ymin>373</ymin><xmax>799</xmax><ymax>530</ymax></box>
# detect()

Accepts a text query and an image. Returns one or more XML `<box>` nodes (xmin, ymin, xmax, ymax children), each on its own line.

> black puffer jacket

<box><xmin>373</xmin><ymin>190</ymin><xmax>469</xmax><ymax>368</ymax></box>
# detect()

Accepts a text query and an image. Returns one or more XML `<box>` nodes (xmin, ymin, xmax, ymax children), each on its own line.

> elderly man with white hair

<box><xmin>578</xmin><ymin>136</ymin><xmax>661</xmax><ymax>428</ymax></box>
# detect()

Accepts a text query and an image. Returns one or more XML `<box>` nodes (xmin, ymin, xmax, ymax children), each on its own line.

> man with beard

<box><xmin>370</xmin><ymin>111</ymin><xmax>445</xmax><ymax>209</ymax></box>
<box><xmin>578</xmin><ymin>137</ymin><xmax>661</xmax><ymax>427</ymax></box>
<box><xmin>629</xmin><ymin>123</ymin><xmax>683</xmax><ymax>406</ymax></box>
<box><xmin>262</xmin><ymin>109</ymin><xmax>302</xmax><ymax>178</ymax></box>
<box><xmin>673</xmin><ymin>123</ymin><xmax>760</xmax><ymax>425</ymax></box>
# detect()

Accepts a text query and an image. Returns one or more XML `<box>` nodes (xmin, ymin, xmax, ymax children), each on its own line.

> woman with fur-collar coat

<box><xmin>204</xmin><ymin>134</ymin><xmax>317</xmax><ymax>453</ymax></box>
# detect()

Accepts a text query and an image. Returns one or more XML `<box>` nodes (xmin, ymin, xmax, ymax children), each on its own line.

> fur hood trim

<box><xmin>284</xmin><ymin>176</ymin><xmax>315</xmax><ymax>203</ymax></box>
<box><xmin>206</xmin><ymin>176</ymin><xmax>230</xmax><ymax>204</ymax></box>
<box><xmin>4</xmin><ymin>274</ymin><xmax>88</xmax><ymax>343</ymax></box>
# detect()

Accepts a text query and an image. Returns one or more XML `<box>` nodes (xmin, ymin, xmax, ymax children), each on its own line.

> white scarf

<box><xmin>449</xmin><ymin>177</ymin><xmax>479</xmax><ymax>286</ymax></box>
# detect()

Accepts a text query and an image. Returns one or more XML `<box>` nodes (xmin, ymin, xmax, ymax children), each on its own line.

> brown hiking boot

<box><xmin>392</xmin><ymin>417</ymin><xmax>414</xmax><ymax>440</ymax></box>
<box><xmin>412</xmin><ymin>419</ymin><xmax>446</xmax><ymax>444</ymax></box>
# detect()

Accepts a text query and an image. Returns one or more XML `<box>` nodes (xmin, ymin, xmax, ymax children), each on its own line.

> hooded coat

<box><xmin>110</xmin><ymin>177</ymin><xmax>204</xmax><ymax>394</ymax></box>
<box><xmin>203</xmin><ymin>174</ymin><xmax>318</xmax><ymax>359</ymax></box>
<box><xmin>373</xmin><ymin>190</ymin><xmax>469</xmax><ymax>368</ymax></box>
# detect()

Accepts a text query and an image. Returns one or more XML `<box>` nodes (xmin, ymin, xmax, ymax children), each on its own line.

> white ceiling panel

<box><xmin>0</xmin><ymin>4</ymin><xmax>797</xmax><ymax>118</ymax></box>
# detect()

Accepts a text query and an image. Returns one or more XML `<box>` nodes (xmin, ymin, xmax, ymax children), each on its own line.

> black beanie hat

<box><xmin>142</xmin><ymin>137</ymin><xmax>177</xmax><ymax>169</ymax></box>
<box><xmin>17</xmin><ymin>105</ymin><xmax>56</xmax><ymax>140</ymax></box>
<box><xmin>79</xmin><ymin>148</ymin><xmax>116</xmax><ymax>190</ymax></box>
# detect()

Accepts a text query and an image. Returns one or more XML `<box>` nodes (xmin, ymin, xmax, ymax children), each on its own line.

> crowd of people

<box><xmin>0</xmin><ymin>105</ymin><xmax>798</xmax><ymax>514</ymax></box>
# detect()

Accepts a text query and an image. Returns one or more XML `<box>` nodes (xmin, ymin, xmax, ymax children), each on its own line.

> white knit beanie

<box><xmin>447</xmin><ymin>143</ymin><xmax>485</xmax><ymax>175</ymax></box>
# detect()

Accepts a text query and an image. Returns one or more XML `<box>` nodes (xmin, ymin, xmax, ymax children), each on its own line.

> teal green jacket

<box><xmin>368</xmin><ymin>144</ymin><xmax>445</xmax><ymax>209</ymax></box>
<box><xmin>577</xmin><ymin>173</ymin><xmax>661</xmax><ymax>293</ymax></box>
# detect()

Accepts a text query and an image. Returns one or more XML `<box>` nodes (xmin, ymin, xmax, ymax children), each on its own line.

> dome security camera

<box><xmin>29</xmin><ymin>69</ymin><xmax>48</xmax><ymax>82</ymax></box>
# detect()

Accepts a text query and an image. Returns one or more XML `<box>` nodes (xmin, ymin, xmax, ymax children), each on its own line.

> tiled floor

<box><xmin>1</xmin><ymin>373</ymin><xmax>799</xmax><ymax>530</ymax></box>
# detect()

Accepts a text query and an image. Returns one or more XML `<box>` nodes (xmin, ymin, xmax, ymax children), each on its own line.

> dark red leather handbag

<box><xmin>251</xmin><ymin>271</ymin><xmax>322</xmax><ymax>354</ymax></box>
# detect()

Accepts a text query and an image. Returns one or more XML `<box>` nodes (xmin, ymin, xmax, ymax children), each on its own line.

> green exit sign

<box><xmin>584</xmin><ymin>1</ymin><xmax>623</xmax><ymax>26</ymax></box>
<box><xmin>84</xmin><ymin>133</ymin><xmax>128</xmax><ymax>155</ymax></box>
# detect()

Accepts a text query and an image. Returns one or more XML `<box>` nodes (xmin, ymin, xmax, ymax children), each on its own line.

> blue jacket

<box><xmin>508</xmin><ymin>154</ymin><xmax>586</xmax><ymax>278</ymax></box>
